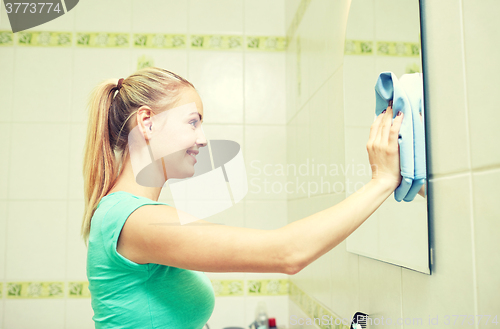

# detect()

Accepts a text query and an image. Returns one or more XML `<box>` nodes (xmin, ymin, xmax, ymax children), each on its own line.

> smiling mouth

<box><xmin>186</xmin><ymin>150</ymin><xmax>197</xmax><ymax>163</ymax></box>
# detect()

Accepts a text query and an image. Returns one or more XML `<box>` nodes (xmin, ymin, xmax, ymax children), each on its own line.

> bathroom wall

<box><xmin>286</xmin><ymin>0</ymin><xmax>500</xmax><ymax>328</ymax></box>
<box><xmin>0</xmin><ymin>1</ymin><xmax>290</xmax><ymax>328</ymax></box>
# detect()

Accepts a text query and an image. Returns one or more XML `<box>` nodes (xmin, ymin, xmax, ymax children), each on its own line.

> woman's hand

<box><xmin>366</xmin><ymin>105</ymin><xmax>404</xmax><ymax>190</ymax></box>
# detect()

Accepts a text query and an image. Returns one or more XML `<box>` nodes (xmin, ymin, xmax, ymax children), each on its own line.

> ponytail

<box><xmin>81</xmin><ymin>67</ymin><xmax>195</xmax><ymax>247</ymax></box>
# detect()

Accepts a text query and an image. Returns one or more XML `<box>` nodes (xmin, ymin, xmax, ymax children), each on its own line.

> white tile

<box><xmin>207</xmin><ymin>296</ymin><xmax>246</xmax><ymax>329</ymax></box>
<box><xmin>244</xmin><ymin>0</ymin><xmax>285</xmax><ymax>36</ymax></box>
<box><xmin>462</xmin><ymin>0</ymin><xmax>500</xmax><ymax>168</ymax></box>
<box><xmin>317</xmin><ymin>0</ymin><xmax>350</xmax><ymax>89</ymax></box>
<box><xmin>244</xmin><ymin>125</ymin><xmax>287</xmax><ymax>200</ymax></box>
<box><xmin>66</xmin><ymin>200</ymin><xmax>87</xmax><ymax>280</ymax></box>
<box><xmin>6</xmin><ymin>201</ymin><xmax>67</xmax><ymax>280</ymax></box>
<box><xmin>343</xmin><ymin>126</ymin><xmax>372</xmax><ymax>198</ymax></box>
<box><xmin>285</xmin><ymin>33</ymin><xmax>300</xmax><ymax>123</ymax></box>
<box><xmin>131</xmin><ymin>0</ymin><xmax>188</xmax><ymax>34</ymax></box>
<box><xmin>309</xmin><ymin>73</ymin><xmax>345</xmax><ymax>197</ymax></box>
<box><xmin>188</xmin><ymin>0</ymin><xmax>244</xmax><ymax>35</ymax></box>
<box><xmin>204</xmin><ymin>272</ymin><xmax>245</xmax><ymax>280</ymax></box>
<box><xmin>13</xmin><ymin>47</ymin><xmax>72</xmax><ymax>123</ymax></box>
<box><xmin>71</xmin><ymin>48</ymin><xmax>133</xmax><ymax>123</ymax></box>
<box><xmin>0</xmin><ymin>201</ymin><xmax>6</xmax><ymax>282</ymax></box>
<box><xmin>284</xmin><ymin>0</ymin><xmax>301</xmax><ymax>36</ymax></box>
<box><xmin>245</xmin><ymin>200</ymin><xmax>287</xmax><ymax>230</ymax></box>
<box><xmin>420</xmin><ymin>0</ymin><xmax>470</xmax><ymax>176</ymax></box>
<box><xmin>0</xmin><ymin>47</ymin><xmax>14</xmax><ymax>123</ymax></box>
<box><xmin>374</xmin><ymin>0</ymin><xmax>421</xmax><ymax>43</ymax></box>
<box><xmin>4</xmin><ymin>299</ymin><xmax>65</xmax><ymax>329</ymax></box>
<box><xmin>295</xmin><ymin>0</ymin><xmax>349</xmax><ymax>111</ymax></box>
<box><xmin>327</xmin><ymin>70</ymin><xmax>346</xmax><ymax>175</ymax></box>
<box><xmin>245</xmin><ymin>52</ymin><xmax>286</xmax><ymax>125</ymax></box>
<box><xmin>74</xmin><ymin>0</ymin><xmax>132</xmax><ymax>32</ymax></box>
<box><xmin>244</xmin><ymin>272</ymin><xmax>288</xmax><ymax>281</ymax></box>
<box><xmin>245</xmin><ymin>295</ymin><xmax>289</xmax><ymax>329</ymax></box>
<box><xmin>204</xmin><ymin>196</ymin><xmax>245</xmax><ymax>227</ymax></box>
<box><xmin>401</xmin><ymin>175</ymin><xmax>476</xmax><ymax>324</ymax></box>
<box><xmin>0</xmin><ymin>123</ymin><xmax>10</xmax><ymax>199</ymax></box>
<box><xmin>330</xmin><ymin>239</ymin><xmax>360</xmax><ymax>321</ymax></box>
<box><xmin>358</xmin><ymin>256</ymin><xmax>403</xmax><ymax>329</ymax></box>
<box><xmin>0</xmin><ymin>0</ymin><xmax>11</xmax><ymax>30</ymax></box>
<box><xmin>345</xmin><ymin>0</ymin><xmax>375</xmax><ymax>41</ymax></box>
<box><xmin>65</xmin><ymin>299</ymin><xmax>95</xmax><ymax>329</ymax></box>
<box><xmin>343</xmin><ymin>55</ymin><xmax>377</xmax><ymax>128</ymax></box>
<box><xmin>472</xmin><ymin>169</ymin><xmax>500</xmax><ymax>318</ymax></box>
<box><xmin>294</xmin><ymin>106</ymin><xmax>310</xmax><ymax>200</ymax></box>
<box><xmin>23</xmin><ymin>4</ymin><xmax>76</xmax><ymax>32</ymax></box>
<box><xmin>131</xmin><ymin>48</ymin><xmax>188</xmax><ymax>77</ymax></box>
<box><xmin>188</xmin><ymin>50</ymin><xmax>243</xmax><ymax>124</ymax></box>
<box><xmin>9</xmin><ymin>123</ymin><xmax>70</xmax><ymax>200</ymax></box>
<box><xmin>305</xmin><ymin>195</ymin><xmax>335</xmax><ymax>310</ymax></box>
<box><xmin>289</xmin><ymin>298</ymin><xmax>322</xmax><ymax>329</ymax></box>
<box><xmin>374</xmin><ymin>55</ymin><xmax>422</xmax><ymax>80</ymax></box>
<box><xmin>68</xmin><ymin>123</ymin><xmax>86</xmax><ymax>201</ymax></box>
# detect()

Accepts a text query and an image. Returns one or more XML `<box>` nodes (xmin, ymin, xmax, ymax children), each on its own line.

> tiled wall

<box><xmin>285</xmin><ymin>0</ymin><xmax>500</xmax><ymax>329</ymax></box>
<box><xmin>0</xmin><ymin>0</ymin><xmax>291</xmax><ymax>328</ymax></box>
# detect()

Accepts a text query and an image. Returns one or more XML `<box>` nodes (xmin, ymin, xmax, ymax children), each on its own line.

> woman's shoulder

<box><xmin>98</xmin><ymin>191</ymin><xmax>170</xmax><ymax>209</ymax></box>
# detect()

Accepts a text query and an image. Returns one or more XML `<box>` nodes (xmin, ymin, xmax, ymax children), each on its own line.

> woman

<box><xmin>82</xmin><ymin>67</ymin><xmax>404</xmax><ymax>328</ymax></box>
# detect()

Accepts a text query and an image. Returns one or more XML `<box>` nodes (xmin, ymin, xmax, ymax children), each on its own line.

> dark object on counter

<box><xmin>350</xmin><ymin>311</ymin><xmax>369</xmax><ymax>329</ymax></box>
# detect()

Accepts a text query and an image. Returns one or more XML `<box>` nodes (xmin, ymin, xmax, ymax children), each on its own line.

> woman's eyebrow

<box><xmin>190</xmin><ymin>111</ymin><xmax>203</xmax><ymax>122</ymax></box>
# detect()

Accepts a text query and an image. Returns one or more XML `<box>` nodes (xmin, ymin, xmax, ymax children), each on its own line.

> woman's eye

<box><xmin>190</xmin><ymin>120</ymin><xmax>198</xmax><ymax>127</ymax></box>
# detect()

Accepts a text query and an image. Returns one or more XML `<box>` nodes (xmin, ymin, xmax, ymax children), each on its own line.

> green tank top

<box><xmin>86</xmin><ymin>191</ymin><xmax>215</xmax><ymax>329</ymax></box>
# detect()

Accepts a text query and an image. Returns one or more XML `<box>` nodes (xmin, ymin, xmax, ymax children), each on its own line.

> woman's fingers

<box><xmin>388</xmin><ymin>110</ymin><xmax>404</xmax><ymax>149</ymax></box>
<box><xmin>379</xmin><ymin>105</ymin><xmax>394</xmax><ymax>145</ymax></box>
<box><xmin>367</xmin><ymin>107</ymin><xmax>386</xmax><ymax>148</ymax></box>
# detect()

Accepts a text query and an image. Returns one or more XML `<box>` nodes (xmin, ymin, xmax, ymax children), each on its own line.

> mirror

<box><xmin>343</xmin><ymin>0</ymin><xmax>430</xmax><ymax>274</ymax></box>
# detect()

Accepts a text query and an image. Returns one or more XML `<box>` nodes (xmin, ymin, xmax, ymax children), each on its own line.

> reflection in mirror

<box><xmin>343</xmin><ymin>0</ymin><xmax>430</xmax><ymax>274</ymax></box>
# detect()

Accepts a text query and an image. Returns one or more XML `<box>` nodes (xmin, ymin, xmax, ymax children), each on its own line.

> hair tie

<box><xmin>117</xmin><ymin>78</ymin><xmax>124</xmax><ymax>90</ymax></box>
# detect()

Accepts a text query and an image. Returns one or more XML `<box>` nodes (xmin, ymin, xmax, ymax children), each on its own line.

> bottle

<box><xmin>255</xmin><ymin>301</ymin><xmax>269</xmax><ymax>329</ymax></box>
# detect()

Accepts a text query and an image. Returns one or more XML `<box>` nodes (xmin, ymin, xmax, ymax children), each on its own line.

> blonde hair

<box><xmin>81</xmin><ymin>67</ymin><xmax>195</xmax><ymax>247</ymax></box>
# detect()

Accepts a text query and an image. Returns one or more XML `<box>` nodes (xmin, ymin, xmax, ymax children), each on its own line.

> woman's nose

<box><xmin>197</xmin><ymin>126</ymin><xmax>208</xmax><ymax>147</ymax></box>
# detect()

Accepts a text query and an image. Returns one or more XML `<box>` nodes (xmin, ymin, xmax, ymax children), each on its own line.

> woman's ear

<box><xmin>136</xmin><ymin>105</ymin><xmax>154</xmax><ymax>142</ymax></box>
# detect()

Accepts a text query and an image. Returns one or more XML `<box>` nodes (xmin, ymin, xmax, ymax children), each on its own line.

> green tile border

<box><xmin>344</xmin><ymin>40</ymin><xmax>373</xmax><ymax>55</ymax></box>
<box><xmin>0</xmin><ymin>30</ymin><xmax>14</xmax><ymax>46</ymax></box>
<box><xmin>289</xmin><ymin>280</ymin><xmax>350</xmax><ymax>329</ymax></box>
<box><xmin>0</xmin><ymin>279</ymin><xmax>350</xmax><ymax>329</ymax></box>
<box><xmin>5</xmin><ymin>281</ymin><xmax>64</xmax><ymax>298</ymax></box>
<box><xmin>345</xmin><ymin>39</ymin><xmax>420</xmax><ymax>57</ymax></box>
<box><xmin>17</xmin><ymin>31</ymin><xmax>72</xmax><ymax>47</ymax></box>
<box><xmin>376</xmin><ymin>40</ymin><xmax>420</xmax><ymax>57</ymax></box>
<box><xmin>0</xmin><ymin>279</ymin><xmax>289</xmax><ymax>299</ymax></box>
<box><xmin>247</xmin><ymin>279</ymin><xmax>289</xmax><ymax>296</ymax></box>
<box><xmin>76</xmin><ymin>32</ymin><xmax>129</xmax><ymax>47</ymax></box>
<box><xmin>246</xmin><ymin>36</ymin><xmax>287</xmax><ymax>51</ymax></box>
<box><xmin>0</xmin><ymin>30</ymin><xmax>287</xmax><ymax>51</ymax></box>
<box><xmin>133</xmin><ymin>33</ymin><xmax>185</xmax><ymax>49</ymax></box>
<box><xmin>190</xmin><ymin>34</ymin><xmax>243</xmax><ymax>50</ymax></box>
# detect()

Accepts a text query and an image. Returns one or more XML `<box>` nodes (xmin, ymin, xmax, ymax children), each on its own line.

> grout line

<box><xmin>2</xmin><ymin>10</ymin><xmax>15</xmax><ymax>325</ymax></box>
<box><xmin>458</xmin><ymin>0</ymin><xmax>479</xmax><ymax>327</ymax></box>
<box><xmin>286</xmin><ymin>63</ymin><xmax>343</xmax><ymax>126</ymax></box>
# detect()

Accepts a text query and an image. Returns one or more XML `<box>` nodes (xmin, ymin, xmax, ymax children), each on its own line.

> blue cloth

<box><xmin>375</xmin><ymin>72</ymin><xmax>426</xmax><ymax>202</ymax></box>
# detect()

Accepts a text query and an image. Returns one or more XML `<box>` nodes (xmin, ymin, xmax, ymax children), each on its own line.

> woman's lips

<box><xmin>187</xmin><ymin>151</ymin><xmax>197</xmax><ymax>163</ymax></box>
